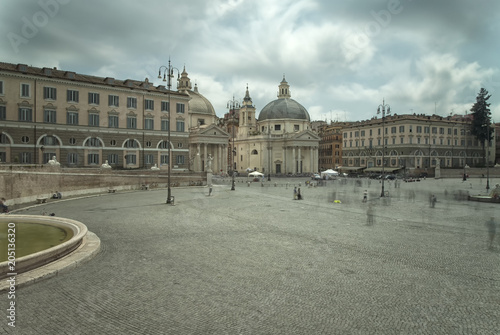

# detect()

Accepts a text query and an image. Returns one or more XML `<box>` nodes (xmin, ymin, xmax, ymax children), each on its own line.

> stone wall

<box><xmin>0</xmin><ymin>165</ymin><xmax>206</xmax><ymax>208</ymax></box>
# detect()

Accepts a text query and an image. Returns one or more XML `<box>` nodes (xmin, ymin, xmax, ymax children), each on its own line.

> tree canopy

<box><xmin>470</xmin><ymin>87</ymin><xmax>492</xmax><ymax>145</ymax></box>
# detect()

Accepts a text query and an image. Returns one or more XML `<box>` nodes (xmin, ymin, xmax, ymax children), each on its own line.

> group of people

<box><xmin>293</xmin><ymin>187</ymin><xmax>302</xmax><ymax>200</ymax></box>
<box><xmin>0</xmin><ymin>197</ymin><xmax>8</xmax><ymax>213</ymax></box>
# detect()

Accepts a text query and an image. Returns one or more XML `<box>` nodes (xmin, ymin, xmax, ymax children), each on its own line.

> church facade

<box><xmin>233</xmin><ymin>78</ymin><xmax>320</xmax><ymax>175</ymax></box>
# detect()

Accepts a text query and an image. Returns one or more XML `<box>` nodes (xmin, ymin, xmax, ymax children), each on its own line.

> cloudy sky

<box><xmin>1</xmin><ymin>0</ymin><xmax>499</xmax><ymax>123</ymax></box>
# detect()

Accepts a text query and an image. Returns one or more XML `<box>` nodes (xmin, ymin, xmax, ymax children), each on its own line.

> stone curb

<box><xmin>0</xmin><ymin>231</ymin><xmax>101</xmax><ymax>292</ymax></box>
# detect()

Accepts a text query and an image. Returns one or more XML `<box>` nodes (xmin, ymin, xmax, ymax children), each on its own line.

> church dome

<box><xmin>258</xmin><ymin>98</ymin><xmax>310</xmax><ymax>121</ymax></box>
<box><xmin>188</xmin><ymin>86</ymin><xmax>216</xmax><ymax>116</ymax></box>
<box><xmin>177</xmin><ymin>67</ymin><xmax>215</xmax><ymax>116</ymax></box>
<box><xmin>258</xmin><ymin>77</ymin><xmax>310</xmax><ymax>121</ymax></box>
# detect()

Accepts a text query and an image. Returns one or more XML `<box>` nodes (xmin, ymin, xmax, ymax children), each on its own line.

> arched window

<box><xmin>251</xmin><ymin>149</ymin><xmax>258</xmax><ymax>155</ymax></box>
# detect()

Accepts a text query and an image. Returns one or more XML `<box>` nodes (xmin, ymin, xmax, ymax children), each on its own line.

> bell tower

<box><xmin>238</xmin><ymin>84</ymin><xmax>256</xmax><ymax>137</ymax></box>
<box><xmin>277</xmin><ymin>74</ymin><xmax>291</xmax><ymax>99</ymax></box>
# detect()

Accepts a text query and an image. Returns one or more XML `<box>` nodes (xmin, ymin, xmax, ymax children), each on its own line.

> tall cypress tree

<box><xmin>470</xmin><ymin>88</ymin><xmax>492</xmax><ymax>166</ymax></box>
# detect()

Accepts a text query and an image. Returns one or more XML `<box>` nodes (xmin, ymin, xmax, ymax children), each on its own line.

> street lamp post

<box><xmin>377</xmin><ymin>99</ymin><xmax>390</xmax><ymax>197</ymax></box>
<box><xmin>227</xmin><ymin>96</ymin><xmax>240</xmax><ymax>191</ymax></box>
<box><xmin>158</xmin><ymin>59</ymin><xmax>180</xmax><ymax>204</ymax></box>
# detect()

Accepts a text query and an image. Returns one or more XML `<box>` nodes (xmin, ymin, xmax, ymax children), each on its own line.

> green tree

<box><xmin>470</xmin><ymin>88</ymin><xmax>493</xmax><ymax>166</ymax></box>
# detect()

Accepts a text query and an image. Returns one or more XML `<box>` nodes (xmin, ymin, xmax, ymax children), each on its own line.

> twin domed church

<box><xmin>186</xmin><ymin>72</ymin><xmax>319</xmax><ymax>176</ymax></box>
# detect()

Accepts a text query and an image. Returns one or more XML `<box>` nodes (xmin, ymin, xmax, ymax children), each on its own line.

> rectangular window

<box><xmin>144</xmin><ymin>118</ymin><xmax>154</xmax><ymax>130</ymax></box>
<box><xmin>145</xmin><ymin>99</ymin><xmax>154</xmax><ymax>110</ymax></box>
<box><xmin>108</xmin><ymin>154</ymin><xmax>118</xmax><ymax>164</ymax></box>
<box><xmin>400</xmin><ymin>137</ymin><xmax>404</xmax><ymax>144</ymax></box>
<box><xmin>432</xmin><ymin>127</ymin><xmax>437</xmax><ymax>134</ymax></box>
<box><xmin>391</xmin><ymin>127</ymin><xmax>396</xmax><ymax>134</ymax></box>
<box><xmin>108</xmin><ymin>95</ymin><xmax>119</xmax><ymax>107</ymax></box>
<box><xmin>67</xmin><ymin>89</ymin><xmax>79</xmax><ymax>102</ymax></box>
<box><xmin>361</xmin><ymin>130</ymin><xmax>365</xmax><ymax>137</ymax></box>
<box><xmin>125</xmin><ymin>154</ymin><xmax>136</xmax><ymax>165</ymax></box>
<box><xmin>399</xmin><ymin>126</ymin><xmax>405</xmax><ymax>133</ymax></box>
<box><xmin>145</xmin><ymin>154</ymin><xmax>154</xmax><ymax>165</ymax></box>
<box><xmin>0</xmin><ymin>80</ymin><xmax>4</xmax><ymax>95</ymax></box>
<box><xmin>44</xmin><ymin>109</ymin><xmax>57</xmax><ymax>123</ymax></box>
<box><xmin>68</xmin><ymin>153</ymin><xmax>78</xmax><ymax>165</ymax></box>
<box><xmin>127</xmin><ymin>116</ymin><xmax>137</xmax><ymax>129</ymax></box>
<box><xmin>108</xmin><ymin>115</ymin><xmax>119</xmax><ymax>128</ymax></box>
<box><xmin>43</xmin><ymin>87</ymin><xmax>57</xmax><ymax>100</ymax></box>
<box><xmin>274</xmin><ymin>124</ymin><xmax>281</xmax><ymax>131</ymax></box>
<box><xmin>88</xmin><ymin>153</ymin><xmax>99</xmax><ymax>165</ymax></box>
<box><xmin>377</xmin><ymin>139</ymin><xmax>381</xmax><ymax>146</ymax></box>
<box><xmin>424</xmin><ymin>127</ymin><xmax>430</xmax><ymax>134</ymax></box>
<box><xmin>20</xmin><ymin>152</ymin><xmax>32</xmax><ymax>164</ymax></box>
<box><xmin>67</xmin><ymin>111</ymin><xmax>79</xmax><ymax>125</ymax></box>
<box><xmin>161</xmin><ymin>119</ymin><xmax>170</xmax><ymax>131</ymax></box>
<box><xmin>417</xmin><ymin>126</ymin><xmax>422</xmax><ymax>133</ymax></box>
<box><xmin>21</xmin><ymin>83</ymin><xmax>30</xmax><ymax>98</ymax></box>
<box><xmin>355</xmin><ymin>131</ymin><xmax>359</xmax><ymax>137</ymax></box>
<box><xmin>378</xmin><ymin>129</ymin><xmax>381</xmax><ymax>135</ymax></box>
<box><xmin>89</xmin><ymin>114</ymin><xmax>100</xmax><ymax>127</ymax></box>
<box><xmin>454</xmin><ymin>129</ymin><xmax>458</xmax><ymax>136</ymax></box>
<box><xmin>88</xmin><ymin>92</ymin><xmax>100</xmax><ymax>105</ymax></box>
<box><xmin>160</xmin><ymin>154</ymin><xmax>169</xmax><ymax>165</ymax></box>
<box><xmin>127</xmin><ymin>97</ymin><xmax>137</xmax><ymax>109</ymax></box>
<box><xmin>439</xmin><ymin>127</ymin><xmax>444</xmax><ymax>134</ymax></box>
<box><xmin>417</xmin><ymin>137</ymin><xmax>421</xmax><ymax>144</ymax></box>
<box><xmin>0</xmin><ymin>105</ymin><xmax>6</xmax><ymax>120</ymax></box>
<box><xmin>176</xmin><ymin>155</ymin><xmax>185</xmax><ymax>165</ymax></box>
<box><xmin>18</xmin><ymin>108</ymin><xmax>32</xmax><ymax>122</ymax></box>
<box><xmin>294</xmin><ymin>125</ymin><xmax>299</xmax><ymax>131</ymax></box>
<box><xmin>176</xmin><ymin>121</ymin><xmax>185</xmax><ymax>132</ymax></box>
<box><xmin>176</xmin><ymin>103</ymin><xmax>185</xmax><ymax>114</ymax></box>
<box><xmin>161</xmin><ymin>101</ymin><xmax>170</xmax><ymax>112</ymax></box>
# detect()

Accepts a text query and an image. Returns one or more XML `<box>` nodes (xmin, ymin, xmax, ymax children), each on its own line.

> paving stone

<box><xmin>1</xmin><ymin>177</ymin><xmax>499</xmax><ymax>334</ymax></box>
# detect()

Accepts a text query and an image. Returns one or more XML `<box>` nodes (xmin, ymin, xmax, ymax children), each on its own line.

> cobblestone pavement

<box><xmin>2</xmin><ymin>177</ymin><xmax>499</xmax><ymax>334</ymax></box>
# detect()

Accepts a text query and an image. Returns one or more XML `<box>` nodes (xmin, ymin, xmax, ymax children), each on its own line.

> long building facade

<box><xmin>0</xmin><ymin>62</ymin><xmax>227</xmax><ymax>172</ymax></box>
<box><xmin>341</xmin><ymin>113</ymin><xmax>495</xmax><ymax>174</ymax></box>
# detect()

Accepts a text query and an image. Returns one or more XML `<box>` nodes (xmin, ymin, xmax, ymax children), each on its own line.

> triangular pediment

<box><xmin>195</xmin><ymin>124</ymin><xmax>229</xmax><ymax>137</ymax></box>
<box><xmin>291</xmin><ymin>129</ymin><xmax>320</xmax><ymax>140</ymax></box>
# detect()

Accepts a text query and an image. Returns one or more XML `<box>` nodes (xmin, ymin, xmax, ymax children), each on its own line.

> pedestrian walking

<box><xmin>293</xmin><ymin>187</ymin><xmax>297</xmax><ymax>200</ymax></box>
<box><xmin>366</xmin><ymin>203</ymin><xmax>375</xmax><ymax>226</ymax></box>
<box><xmin>297</xmin><ymin>188</ymin><xmax>302</xmax><ymax>200</ymax></box>
<box><xmin>429</xmin><ymin>194</ymin><xmax>437</xmax><ymax>208</ymax></box>
<box><xmin>486</xmin><ymin>217</ymin><xmax>497</xmax><ymax>249</ymax></box>
<box><xmin>362</xmin><ymin>190</ymin><xmax>368</xmax><ymax>203</ymax></box>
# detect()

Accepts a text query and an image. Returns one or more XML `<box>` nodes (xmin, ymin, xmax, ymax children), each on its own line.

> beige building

<box><xmin>341</xmin><ymin>113</ymin><xmax>494</xmax><ymax>175</ymax></box>
<box><xmin>232</xmin><ymin>78</ymin><xmax>319</xmax><ymax>175</ymax></box>
<box><xmin>0</xmin><ymin>62</ymin><xmax>227</xmax><ymax>172</ymax></box>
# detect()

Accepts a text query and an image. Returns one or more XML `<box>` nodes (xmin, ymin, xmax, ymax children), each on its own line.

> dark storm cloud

<box><xmin>0</xmin><ymin>0</ymin><xmax>499</xmax><ymax>121</ymax></box>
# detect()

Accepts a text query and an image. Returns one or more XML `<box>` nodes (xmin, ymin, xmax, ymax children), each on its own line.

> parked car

<box><xmin>311</xmin><ymin>173</ymin><xmax>321</xmax><ymax>180</ymax></box>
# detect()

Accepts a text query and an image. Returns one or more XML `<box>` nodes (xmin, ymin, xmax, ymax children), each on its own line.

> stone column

<box><xmin>310</xmin><ymin>146</ymin><xmax>314</xmax><ymax>172</ymax></box>
<box><xmin>283</xmin><ymin>146</ymin><xmax>287</xmax><ymax>174</ymax></box>
<box><xmin>195</xmin><ymin>143</ymin><xmax>201</xmax><ymax>172</ymax></box>
<box><xmin>292</xmin><ymin>147</ymin><xmax>296</xmax><ymax>174</ymax></box>
<box><xmin>298</xmin><ymin>147</ymin><xmax>302</xmax><ymax>173</ymax></box>
<box><xmin>204</xmin><ymin>143</ymin><xmax>208</xmax><ymax>172</ymax></box>
<box><xmin>218</xmin><ymin>144</ymin><xmax>222</xmax><ymax>175</ymax></box>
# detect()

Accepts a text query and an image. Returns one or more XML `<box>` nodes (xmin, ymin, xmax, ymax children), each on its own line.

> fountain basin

<box><xmin>0</xmin><ymin>215</ymin><xmax>88</xmax><ymax>280</ymax></box>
